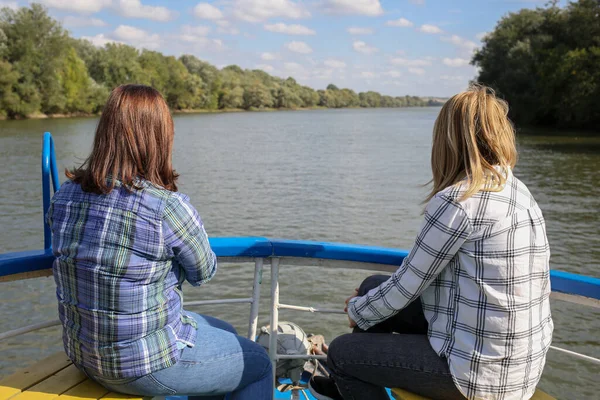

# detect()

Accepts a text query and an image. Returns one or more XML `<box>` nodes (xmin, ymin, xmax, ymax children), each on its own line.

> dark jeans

<box><xmin>327</xmin><ymin>275</ymin><xmax>465</xmax><ymax>400</ymax></box>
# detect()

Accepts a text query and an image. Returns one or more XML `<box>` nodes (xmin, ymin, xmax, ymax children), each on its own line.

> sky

<box><xmin>0</xmin><ymin>0</ymin><xmax>562</xmax><ymax>97</ymax></box>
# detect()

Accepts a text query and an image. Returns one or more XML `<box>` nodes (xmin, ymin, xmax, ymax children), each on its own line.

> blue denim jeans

<box><xmin>327</xmin><ymin>275</ymin><xmax>465</xmax><ymax>400</ymax></box>
<box><xmin>89</xmin><ymin>312</ymin><xmax>273</xmax><ymax>400</ymax></box>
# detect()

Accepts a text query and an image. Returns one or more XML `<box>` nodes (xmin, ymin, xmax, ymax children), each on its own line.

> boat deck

<box><xmin>0</xmin><ymin>353</ymin><xmax>145</xmax><ymax>400</ymax></box>
<box><xmin>0</xmin><ymin>351</ymin><xmax>556</xmax><ymax>400</ymax></box>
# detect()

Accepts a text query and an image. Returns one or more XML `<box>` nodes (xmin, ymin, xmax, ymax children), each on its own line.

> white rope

<box><xmin>0</xmin><ymin>319</ymin><xmax>61</xmax><ymax>341</ymax></box>
<box><xmin>550</xmin><ymin>345</ymin><xmax>600</xmax><ymax>365</ymax></box>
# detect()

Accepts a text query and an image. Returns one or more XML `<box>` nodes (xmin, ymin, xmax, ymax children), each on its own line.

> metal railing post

<box><xmin>269</xmin><ymin>257</ymin><xmax>280</xmax><ymax>398</ymax></box>
<box><xmin>247</xmin><ymin>258</ymin><xmax>263</xmax><ymax>340</ymax></box>
<box><xmin>42</xmin><ymin>132</ymin><xmax>60</xmax><ymax>251</ymax></box>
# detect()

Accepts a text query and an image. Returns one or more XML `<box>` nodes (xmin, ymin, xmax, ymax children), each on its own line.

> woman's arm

<box><xmin>162</xmin><ymin>193</ymin><xmax>217</xmax><ymax>286</ymax></box>
<box><xmin>348</xmin><ymin>194</ymin><xmax>472</xmax><ymax>330</ymax></box>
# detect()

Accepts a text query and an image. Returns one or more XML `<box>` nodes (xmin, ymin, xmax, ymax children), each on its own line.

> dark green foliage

<box><xmin>0</xmin><ymin>3</ymin><xmax>435</xmax><ymax>118</ymax></box>
<box><xmin>472</xmin><ymin>0</ymin><xmax>600</xmax><ymax>130</ymax></box>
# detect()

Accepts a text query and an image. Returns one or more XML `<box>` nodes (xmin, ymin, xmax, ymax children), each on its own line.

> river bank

<box><xmin>0</xmin><ymin>105</ymin><xmax>441</xmax><ymax>121</ymax></box>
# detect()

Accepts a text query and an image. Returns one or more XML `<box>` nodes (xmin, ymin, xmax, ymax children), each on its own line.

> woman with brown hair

<box><xmin>46</xmin><ymin>84</ymin><xmax>272</xmax><ymax>399</ymax></box>
<box><xmin>309</xmin><ymin>85</ymin><xmax>553</xmax><ymax>400</ymax></box>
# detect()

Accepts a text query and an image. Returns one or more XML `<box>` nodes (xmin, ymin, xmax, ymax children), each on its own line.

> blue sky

<box><xmin>1</xmin><ymin>0</ymin><xmax>561</xmax><ymax>96</ymax></box>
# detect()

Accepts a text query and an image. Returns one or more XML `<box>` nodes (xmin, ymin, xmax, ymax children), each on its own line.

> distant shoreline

<box><xmin>0</xmin><ymin>105</ymin><xmax>443</xmax><ymax>121</ymax></box>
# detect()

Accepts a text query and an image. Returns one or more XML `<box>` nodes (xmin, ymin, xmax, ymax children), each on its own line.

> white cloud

<box><xmin>390</xmin><ymin>57</ymin><xmax>431</xmax><ymax>67</ymax></box>
<box><xmin>37</xmin><ymin>0</ymin><xmax>111</xmax><ymax>14</ymax></box>
<box><xmin>408</xmin><ymin>67</ymin><xmax>425</xmax><ymax>75</ymax></box>
<box><xmin>178</xmin><ymin>25</ymin><xmax>212</xmax><ymax>42</ymax></box>
<box><xmin>256</xmin><ymin>64</ymin><xmax>275</xmax><ymax>72</ymax></box>
<box><xmin>386</xmin><ymin>18</ymin><xmax>413</xmax><ymax>28</ymax></box>
<box><xmin>284</xmin><ymin>62</ymin><xmax>303</xmax><ymax>72</ymax></box>
<box><xmin>264</xmin><ymin>23</ymin><xmax>315</xmax><ymax>35</ymax></box>
<box><xmin>116</xmin><ymin>0</ymin><xmax>176</xmax><ymax>22</ymax></box>
<box><xmin>194</xmin><ymin>3</ymin><xmax>224</xmax><ymax>20</ymax></box>
<box><xmin>324</xmin><ymin>59</ymin><xmax>346</xmax><ymax>69</ymax></box>
<box><xmin>41</xmin><ymin>0</ymin><xmax>175</xmax><ymax>21</ymax></box>
<box><xmin>419</xmin><ymin>24</ymin><xmax>443</xmax><ymax>34</ymax></box>
<box><xmin>232</xmin><ymin>0</ymin><xmax>310</xmax><ymax>23</ymax></box>
<box><xmin>385</xmin><ymin>70</ymin><xmax>402</xmax><ymax>78</ymax></box>
<box><xmin>476</xmin><ymin>32</ymin><xmax>488</xmax><ymax>41</ymax></box>
<box><xmin>312</xmin><ymin>67</ymin><xmax>334</xmax><ymax>80</ymax></box>
<box><xmin>322</xmin><ymin>0</ymin><xmax>383</xmax><ymax>16</ymax></box>
<box><xmin>261</xmin><ymin>52</ymin><xmax>279</xmax><ymax>60</ymax></box>
<box><xmin>113</xmin><ymin>24</ymin><xmax>161</xmax><ymax>49</ymax></box>
<box><xmin>218</xmin><ymin>27</ymin><xmax>240</xmax><ymax>35</ymax></box>
<box><xmin>81</xmin><ymin>33</ymin><xmax>120</xmax><ymax>47</ymax></box>
<box><xmin>214</xmin><ymin>20</ymin><xmax>239</xmax><ymax>35</ymax></box>
<box><xmin>353</xmin><ymin>40</ymin><xmax>378</xmax><ymax>54</ymax></box>
<box><xmin>285</xmin><ymin>41</ymin><xmax>313</xmax><ymax>54</ymax></box>
<box><xmin>172</xmin><ymin>35</ymin><xmax>224</xmax><ymax>52</ymax></box>
<box><xmin>360</xmin><ymin>71</ymin><xmax>375</xmax><ymax>78</ymax></box>
<box><xmin>440</xmin><ymin>74</ymin><xmax>468</xmax><ymax>82</ymax></box>
<box><xmin>63</xmin><ymin>16</ymin><xmax>107</xmax><ymax>27</ymax></box>
<box><xmin>0</xmin><ymin>1</ymin><xmax>18</xmax><ymax>9</ymax></box>
<box><xmin>441</xmin><ymin>35</ymin><xmax>477</xmax><ymax>52</ymax></box>
<box><xmin>383</xmin><ymin>80</ymin><xmax>406</xmax><ymax>87</ymax></box>
<box><xmin>169</xmin><ymin>24</ymin><xmax>225</xmax><ymax>53</ymax></box>
<box><xmin>410</xmin><ymin>0</ymin><xmax>425</xmax><ymax>4</ymax></box>
<box><xmin>443</xmin><ymin>57</ymin><xmax>470</xmax><ymax>67</ymax></box>
<box><xmin>347</xmin><ymin>27</ymin><xmax>373</xmax><ymax>35</ymax></box>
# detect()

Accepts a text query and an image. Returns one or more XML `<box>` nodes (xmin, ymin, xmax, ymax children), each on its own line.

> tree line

<box><xmin>472</xmin><ymin>0</ymin><xmax>600</xmax><ymax>131</ymax></box>
<box><xmin>0</xmin><ymin>4</ymin><xmax>438</xmax><ymax>119</ymax></box>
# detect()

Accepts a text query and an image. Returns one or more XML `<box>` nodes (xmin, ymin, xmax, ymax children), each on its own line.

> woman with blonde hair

<box><xmin>309</xmin><ymin>85</ymin><xmax>553</xmax><ymax>400</ymax></box>
<box><xmin>47</xmin><ymin>84</ymin><xmax>272</xmax><ymax>399</ymax></box>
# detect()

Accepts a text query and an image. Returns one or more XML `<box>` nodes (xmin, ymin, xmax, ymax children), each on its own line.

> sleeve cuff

<box><xmin>347</xmin><ymin>297</ymin><xmax>373</xmax><ymax>331</ymax></box>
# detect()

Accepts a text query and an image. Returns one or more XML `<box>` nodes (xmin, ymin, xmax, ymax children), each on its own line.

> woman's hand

<box><xmin>347</xmin><ymin>315</ymin><xmax>357</xmax><ymax>328</ymax></box>
<box><xmin>345</xmin><ymin>288</ymin><xmax>359</xmax><ymax>328</ymax></box>
<box><xmin>344</xmin><ymin>288</ymin><xmax>359</xmax><ymax>312</ymax></box>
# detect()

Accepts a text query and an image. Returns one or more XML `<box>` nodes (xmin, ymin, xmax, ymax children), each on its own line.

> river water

<box><xmin>0</xmin><ymin>108</ymin><xmax>598</xmax><ymax>398</ymax></box>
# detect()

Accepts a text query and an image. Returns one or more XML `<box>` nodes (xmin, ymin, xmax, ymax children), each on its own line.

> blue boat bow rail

<box><xmin>1</xmin><ymin>237</ymin><xmax>599</xmax><ymax>303</ymax></box>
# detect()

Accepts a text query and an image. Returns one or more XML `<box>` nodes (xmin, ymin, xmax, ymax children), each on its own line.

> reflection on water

<box><xmin>0</xmin><ymin>110</ymin><xmax>598</xmax><ymax>398</ymax></box>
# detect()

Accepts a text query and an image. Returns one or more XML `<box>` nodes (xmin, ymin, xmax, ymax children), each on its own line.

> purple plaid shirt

<box><xmin>46</xmin><ymin>179</ymin><xmax>217</xmax><ymax>379</ymax></box>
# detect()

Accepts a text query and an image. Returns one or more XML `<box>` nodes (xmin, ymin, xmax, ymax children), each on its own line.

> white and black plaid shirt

<box><xmin>348</xmin><ymin>170</ymin><xmax>553</xmax><ymax>400</ymax></box>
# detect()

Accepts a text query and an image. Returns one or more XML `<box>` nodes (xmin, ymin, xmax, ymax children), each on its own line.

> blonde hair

<box><xmin>426</xmin><ymin>84</ymin><xmax>517</xmax><ymax>203</ymax></box>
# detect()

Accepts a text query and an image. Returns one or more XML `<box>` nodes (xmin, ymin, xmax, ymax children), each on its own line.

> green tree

<box><xmin>59</xmin><ymin>47</ymin><xmax>100</xmax><ymax>113</ymax></box>
<box><xmin>220</xmin><ymin>86</ymin><xmax>244</xmax><ymax>109</ymax></box>
<box><xmin>180</xmin><ymin>54</ymin><xmax>220</xmax><ymax>109</ymax></box>
<box><xmin>0</xmin><ymin>28</ymin><xmax>19</xmax><ymax>117</ymax></box>
<box><xmin>0</xmin><ymin>3</ymin><xmax>71</xmax><ymax>115</ymax></box>
<box><xmin>472</xmin><ymin>0</ymin><xmax>600</xmax><ymax>130</ymax></box>
<box><xmin>299</xmin><ymin>86</ymin><xmax>320</xmax><ymax>107</ymax></box>
<box><xmin>95</xmin><ymin>43</ymin><xmax>145</xmax><ymax>90</ymax></box>
<box><xmin>243</xmin><ymin>81</ymin><xmax>273</xmax><ymax>109</ymax></box>
<box><xmin>275</xmin><ymin>85</ymin><xmax>302</xmax><ymax>108</ymax></box>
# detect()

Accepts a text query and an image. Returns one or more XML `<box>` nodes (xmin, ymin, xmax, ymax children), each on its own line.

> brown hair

<box><xmin>67</xmin><ymin>84</ymin><xmax>179</xmax><ymax>194</ymax></box>
<box><xmin>426</xmin><ymin>84</ymin><xmax>517</xmax><ymax>203</ymax></box>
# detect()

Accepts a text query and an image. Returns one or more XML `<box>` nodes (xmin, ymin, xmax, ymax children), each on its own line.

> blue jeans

<box><xmin>90</xmin><ymin>312</ymin><xmax>273</xmax><ymax>400</ymax></box>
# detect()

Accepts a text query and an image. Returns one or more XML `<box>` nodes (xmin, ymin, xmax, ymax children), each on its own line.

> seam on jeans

<box><xmin>259</xmin><ymin>357</ymin><xmax>272</xmax><ymax>379</ymax></box>
<box><xmin>146</xmin><ymin>374</ymin><xmax>178</xmax><ymax>395</ymax></box>
<box><xmin>338</xmin><ymin>381</ymin><xmax>356</xmax><ymax>400</ymax></box>
<box><xmin>179</xmin><ymin>350</ymin><xmax>268</xmax><ymax>366</ymax></box>
<box><xmin>336</xmin><ymin>360</ymin><xmax>453</xmax><ymax>376</ymax></box>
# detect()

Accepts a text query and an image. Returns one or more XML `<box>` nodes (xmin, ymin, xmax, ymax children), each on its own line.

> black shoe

<box><xmin>308</xmin><ymin>376</ymin><xmax>344</xmax><ymax>400</ymax></box>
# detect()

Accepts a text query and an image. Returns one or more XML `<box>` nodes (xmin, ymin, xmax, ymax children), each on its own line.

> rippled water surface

<box><xmin>0</xmin><ymin>109</ymin><xmax>598</xmax><ymax>398</ymax></box>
